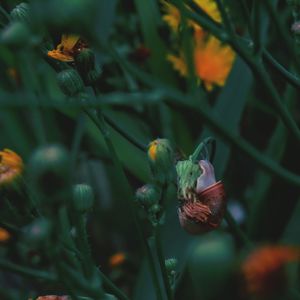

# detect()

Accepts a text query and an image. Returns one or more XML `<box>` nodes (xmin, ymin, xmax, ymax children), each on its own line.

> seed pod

<box><xmin>57</xmin><ymin>69</ymin><xmax>84</xmax><ymax>96</ymax></box>
<box><xmin>178</xmin><ymin>160</ymin><xmax>226</xmax><ymax>234</ymax></box>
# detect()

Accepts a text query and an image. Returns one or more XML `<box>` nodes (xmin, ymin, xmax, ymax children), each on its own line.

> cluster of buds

<box><xmin>176</xmin><ymin>142</ymin><xmax>226</xmax><ymax>234</ymax></box>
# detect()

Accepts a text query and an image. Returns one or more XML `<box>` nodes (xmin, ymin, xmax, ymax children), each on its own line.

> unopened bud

<box><xmin>75</xmin><ymin>48</ymin><xmax>95</xmax><ymax>73</ymax></box>
<box><xmin>148</xmin><ymin>138</ymin><xmax>175</xmax><ymax>184</ymax></box>
<box><xmin>165</xmin><ymin>258</ymin><xmax>178</xmax><ymax>273</ymax></box>
<box><xmin>57</xmin><ymin>69</ymin><xmax>84</xmax><ymax>96</ymax></box>
<box><xmin>135</xmin><ymin>184</ymin><xmax>161</xmax><ymax>208</ymax></box>
<box><xmin>29</xmin><ymin>145</ymin><xmax>71</xmax><ymax>201</ymax></box>
<box><xmin>10</xmin><ymin>3</ymin><xmax>32</xmax><ymax>25</ymax></box>
<box><xmin>23</xmin><ymin>218</ymin><xmax>52</xmax><ymax>245</ymax></box>
<box><xmin>72</xmin><ymin>184</ymin><xmax>94</xmax><ymax>213</ymax></box>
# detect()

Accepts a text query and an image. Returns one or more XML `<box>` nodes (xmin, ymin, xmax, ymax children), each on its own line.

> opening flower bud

<box><xmin>135</xmin><ymin>184</ymin><xmax>161</xmax><ymax>208</ymax></box>
<box><xmin>0</xmin><ymin>148</ymin><xmax>23</xmax><ymax>188</ymax></box>
<box><xmin>72</xmin><ymin>184</ymin><xmax>94</xmax><ymax>213</ymax></box>
<box><xmin>57</xmin><ymin>69</ymin><xmax>84</xmax><ymax>96</ymax></box>
<box><xmin>148</xmin><ymin>138</ymin><xmax>175</xmax><ymax>184</ymax></box>
<box><xmin>165</xmin><ymin>258</ymin><xmax>178</xmax><ymax>273</ymax></box>
<box><xmin>177</xmin><ymin>160</ymin><xmax>226</xmax><ymax>234</ymax></box>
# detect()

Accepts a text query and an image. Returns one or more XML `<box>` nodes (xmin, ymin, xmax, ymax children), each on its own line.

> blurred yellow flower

<box><xmin>0</xmin><ymin>149</ymin><xmax>23</xmax><ymax>187</ymax></box>
<box><xmin>161</xmin><ymin>0</ymin><xmax>221</xmax><ymax>33</ymax></box>
<box><xmin>168</xmin><ymin>36</ymin><xmax>235</xmax><ymax>90</ymax></box>
<box><xmin>47</xmin><ymin>34</ymin><xmax>86</xmax><ymax>62</ymax></box>
<box><xmin>148</xmin><ymin>140</ymin><xmax>159</xmax><ymax>161</ymax></box>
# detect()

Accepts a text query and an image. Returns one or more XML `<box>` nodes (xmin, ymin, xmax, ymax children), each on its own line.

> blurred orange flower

<box><xmin>47</xmin><ymin>34</ymin><xmax>86</xmax><ymax>62</ymax></box>
<box><xmin>35</xmin><ymin>296</ymin><xmax>69</xmax><ymax>300</ymax></box>
<box><xmin>109</xmin><ymin>252</ymin><xmax>126</xmax><ymax>268</ymax></box>
<box><xmin>0</xmin><ymin>227</ymin><xmax>10</xmax><ymax>242</ymax></box>
<box><xmin>168</xmin><ymin>36</ymin><xmax>235</xmax><ymax>90</ymax></box>
<box><xmin>0</xmin><ymin>149</ymin><xmax>23</xmax><ymax>187</ymax></box>
<box><xmin>242</xmin><ymin>246</ymin><xmax>300</xmax><ymax>297</ymax></box>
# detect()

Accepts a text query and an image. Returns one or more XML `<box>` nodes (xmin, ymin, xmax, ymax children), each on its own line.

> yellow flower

<box><xmin>47</xmin><ymin>34</ymin><xmax>86</xmax><ymax>62</ymax></box>
<box><xmin>0</xmin><ymin>149</ymin><xmax>23</xmax><ymax>187</ymax></box>
<box><xmin>167</xmin><ymin>36</ymin><xmax>235</xmax><ymax>90</ymax></box>
<box><xmin>0</xmin><ymin>227</ymin><xmax>10</xmax><ymax>242</ymax></box>
<box><xmin>161</xmin><ymin>0</ymin><xmax>221</xmax><ymax>33</ymax></box>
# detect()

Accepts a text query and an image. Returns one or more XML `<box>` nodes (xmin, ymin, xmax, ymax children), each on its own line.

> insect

<box><xmin>47</xmin><ymin>34</ymin><xmax>87</xmax><ymax>62</ymax></box>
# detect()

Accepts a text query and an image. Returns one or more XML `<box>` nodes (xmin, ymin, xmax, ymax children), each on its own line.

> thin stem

<box><xmin>84</xmin><ymin>108</ymin><xmax>164</xmax><ymax>300</ymax></box>
<box><xmin>224</xmin><ymin>210</ymin><xmax>253</xmax><ymax>248</ymax></box>
<box><xmin>263</xmin><ymin>50</ymin><xmax>300</xmax><ymax>88</ymax></box>
<box><xmin>97</xmin><ymin>269</ymin><xmax>130</xmax><ymax>300</ymax></box>
<box><xmin>155</xmin><ymin>226</ymin><xmax>173</xmax><ymax>300</ymax></box>
<box><xmin>103</xmin><ymin>113</ymin><xmax>147</xmax><ymax>152</ymax></box>
<box><xmin>0</xmin><ymin>259</ymin><xmax>57</xmax><ymax>282</ymax></box>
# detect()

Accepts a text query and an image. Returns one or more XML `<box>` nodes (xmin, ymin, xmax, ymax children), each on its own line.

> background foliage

<box><xmin>0</xmin><ymin>0</ymin><xmax>300</xmax><ymax>299</ymax></box>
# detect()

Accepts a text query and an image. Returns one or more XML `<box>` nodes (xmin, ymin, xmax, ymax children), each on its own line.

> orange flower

<box><xmin>47</xmin><ymin>34</ymin><xmax>87</xmax><ymax>62</ymax></box>
<box><xmin>0</xmin><ymin>227</ymin><xmax>10</xmax><ymax>242</ymax></box>
<box><xmin>148</xmin><ymin>140</ymin><xmax>159</xmax><ymax>161</ymax></box>
<box><xmin>168</xmin><ymin>36</ymin><xmax>235</xmax><ymax>90</ymax></box>
<box><xmin>242</xmin><ymin>246</ymin><xmax>300</xmax><ymax>296</ymax></box>
<box><xmin>109</xmin><ymin>252</ymin><xmax>126</xmax><ymax>268</ymax></box>
<box><xmin>0</xmin><ymin>149</ymin><xmax>23</xmax><ymax>187</ymax></box>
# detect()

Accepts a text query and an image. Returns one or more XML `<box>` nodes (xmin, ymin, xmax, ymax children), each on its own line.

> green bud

<box><xmin>176</xmin><ymin>159</ymin><xmax>201</xmax><ymax>200</ymax></box>
<box><xmin>72</xmin><ymin>184</ymin><xmax>94</xmax><ymax>213</ymax></box>
<box><xmin>29</xmin><ymin>144</ymin><xmax>71</xmax><ymax>202</ymax></box>
<box><xmin>0</xmin><ymin>22</ymin><xmax>30</xmax><ymax>48</ymax></box>
<box><xmin>148</xmin><ymin>138</ymin><xmax>175</xmax><ymax>184</ymax></box>
<box><xmin>57</xmin><ymin>69</ymin><xmax>84</xmax><ymax>96</ymax></box>
<box><xmin>23</xmin><ymin>217</ymin><xmax>52</xmax><ymax>246</ymax></box>
<box><xmin>75</xmin><ymin>48</ymin><xmax>95</xmax><ymax>73</ymax></box>
<box><xmin>135</xmin><ymin>184</ymin><xmax>161</xmax><ymax>208</ymax></box>
<box><xmin>86</xmin><ymin>69</ymin><xmax>101</xmax><ymax>85</ymax></box>
<box><xmin>165</xmin><ymin>258</ymin><xmax>178</xmax><ymax>273</ymax></box>
<box><xmin>10</xmin><ymin>3</ymin><xmax>32</xmax><ymax>25</ymax></box>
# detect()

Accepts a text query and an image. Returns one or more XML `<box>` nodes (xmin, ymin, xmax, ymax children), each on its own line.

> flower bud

<box><xmin>0</xmin><ymin>148</ymin><xmax>23</xmax><ymax>188</ymax></box>
<box><xmin>75</xmin><ymin>48</ymin><xmax>95</xmax><ymax>73</ymax></box>
<box><xmin>165</xmin><ymin>258</ymin><xmax>178</xmax><ymax>273</ymax></box>
<box><xmin>72</xmin><ymin>184</ymin><xmax>94</xmax><ymax>213</ymax></box>
<box><xmin>23</xmin><ymin>218</ymin><xmax>52</xmax><ymax>246</ymax></box>
<box><xmin>148</xmin><ymin>138</ymin><xmax>175</xmax><ymax>184</ymax></box>
<box><xmin>10</xmin><ymin>3</ymin><xmax>32</xmax><ymax>25</ymax></box>
<box><xmin>135</xmin><ymin>184</ymin><xmax>161</xmax><ymax>208</ymax></box>
<box><xmin>177</xmin><ymin>160</ymin><xmax>226</xmax><ymax>234</ymax></box>
<box><xmin>29</xmin><ymin>145</ymin><xmax>71</xmax><ymax>201</ymax></box>
<box><xmin>57</xmin><ymin>69</ymin><xmax>84</xmax><ymax>96</ymax></box>
<box><xmin>0</xmin><ymin>22</ymin><xmax>31</xmax><ymax>48</ymax></box>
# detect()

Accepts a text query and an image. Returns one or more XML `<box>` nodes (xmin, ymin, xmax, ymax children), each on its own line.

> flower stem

<box><xmin>154</xmin><ymin>226</ymin><xmax>173</xmax><ymax>300</ymax></box>
<box><xmin>84</xmin><ymin>108</ymin><xmax>164</xmax><ymax>300</ymax></box>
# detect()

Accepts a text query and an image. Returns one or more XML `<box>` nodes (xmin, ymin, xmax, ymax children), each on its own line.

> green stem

<box><xmin>154</xmin><ymin>226</ymin><xmax>173</xmax><ymax>300</ymax></box>
<box><xmin>224</xmin><ymin>210</ymin><xmax>253</xmax><ymax>248</ymax></box>
<box><xmin>97</xmin><ymin>269</ymin><xmax>130</xmax><ymax>300</ymax></box>
<box><xmin>263</xmin><ymin>50</ymin><xmax>300</xmax><ymax>88</ymax></box>
<box><xmin>84</xmin><ymin>108</ymin><xmax>164</xmax><ymax>300</ymax></box>
<box><xmin>0</xmin><ymin>259</ymin><xmax>57</xmax><ymax>282</ymax></box>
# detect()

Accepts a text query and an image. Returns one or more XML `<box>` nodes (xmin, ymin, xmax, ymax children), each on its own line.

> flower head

<box><xmin>242</xmin><ymin>246</ymin><xmax>300</xmax><ymax>297</ymax></box>
<box><xmin>168</xmin><ymin>36</ymin><xmax>235</xmax><ymax>90</ymax></box>
<box><xmin>0</xmin><ymin>149</ymin><xmax>23</xmax><ymax>187</ymax></box>
<box><xmin>109</xmin><ymin>252</ymin><xmax>126</xmax><ymax>268</ymax></box>
<box><xmin>47</xmin><ymin>34</ymin><xmax>87</xmax><ymax>62</ymax></box>
<box><xmin>0</xmin><ymin>227</ymin><xmax>10</xmax><ymax>242</ymax></box>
